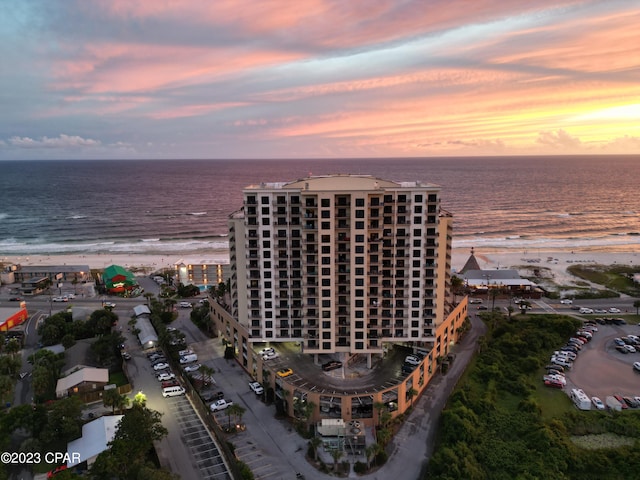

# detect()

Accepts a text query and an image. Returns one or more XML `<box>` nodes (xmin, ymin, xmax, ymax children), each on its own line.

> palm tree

<box><xmin>373</xmin><ymin>401</ymin><xmax>386</xmax><ymax>428</ymax></box>
<box><xmin>103</xmin><ymin>388</ymin><xmax>129</xmax><ymax>414</ymax></box>
<box><xmin>309</xmin><ymin>436</ymin><xmax>322</xmax><ymax>462</ymax></box>
<box><xmin>365</xmin><ymin>443</ymin><xmax>382</xmax><ymax>469</ymax></box>
<box><xmin>507</xmin><ymin>305</ymin><xmax>514</xmax><ymax>319</ymax></box>
<box><xmin>450</xmin><ymin>275</ymin><xmax>464</xmax><ymax>304</ymax></box>
<box><xmin>406</xmin><ymin>387</ymin><xmax>418</xmax><ymax>409</ymax></box>
<box><xmin>143</xmin><ymin>292</ymin><xmax>154</xmax><ymax>308</ymax></box>
<box><xmin>226</xmin><ymin>403</ymin><xmax>246</xmax><ymax>430</ymax></box>
<box><xmin>330</xmin><ymin>448</ymin><xmax>343</xmax><ymax>473</ymax></box>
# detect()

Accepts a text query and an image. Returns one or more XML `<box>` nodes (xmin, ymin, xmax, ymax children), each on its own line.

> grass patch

<box><xmin>568</xmin><ymin>264</ymin><xmax>640</xmax><ymax>296</ymax></box>
<box><xmin>109</xmin><ymin>371</ymin><xmax>128</xmax><ymax>387</ymax></box>
<box><xmin>570</xmin><ymin>433</ymin><xmax>636</xmax><ymax>449</ymax></box>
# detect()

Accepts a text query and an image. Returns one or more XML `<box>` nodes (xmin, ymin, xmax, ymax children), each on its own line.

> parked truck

<box><xmin>210</xmin><ymin>399</ymin><xmax>233</xmax><ymax>412</ymax></box>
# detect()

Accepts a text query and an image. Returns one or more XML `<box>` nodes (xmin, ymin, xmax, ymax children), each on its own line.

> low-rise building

<box><xmin>56</xmin><ymin>367</ymin><xmax>109</xmax><ymax>399</ymax></box>
<box><xmin>66</xmin><ymin>415</ymin><xmax>123</xmax><ymax>468</ymax></box>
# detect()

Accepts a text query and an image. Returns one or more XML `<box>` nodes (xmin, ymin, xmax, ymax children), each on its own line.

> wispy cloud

<box><xmin>1</xmin><ymin>0</ymin><xmax>638</xmax><ymax>159</ymax></box>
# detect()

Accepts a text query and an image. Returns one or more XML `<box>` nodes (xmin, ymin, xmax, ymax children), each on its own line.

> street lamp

<box><xmin>482</xmin><ymin>274</ymin><xmax>492</xmax><ymax>304</ymax></box>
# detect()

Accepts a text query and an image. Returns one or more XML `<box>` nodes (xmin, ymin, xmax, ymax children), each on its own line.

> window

<box><xmin>321</xmin><ymin>222</ymin><xmax>331</xmax><ymax>229</ymax></box>
<box><xmin>262</xmin><ymin>207</ymin><xmax>269</xmax><ymax>214</ymax></box>
<box><xmin>355</xmin><ymin>268</ymin><xmax>364</xmax><ymax>275</ymax></box>
<box><xmin>322</xmin><ymin>278</ymin><xmax>331</xmax><ymax>286</ymax></box>
<box><xmin>355</xmin><ymin>221</ymin><xmax>364</xmax><ymax>229</ymax></box>
<box><xmin>321</xmin><ymin>198</ymin><xmax>330</xmax><ymax>207</ymax></box>
<box><xmin>355</xmin><ymin>256</ymin><xmax>364</xmax><ymax>264</ymax></box>
<box><xmin>261</xmin><ymin>196</ymin><xmax>269</xmax><ymax>204</ymax></box>
<box><xmin>321</xmin><ymin>210</ymin><xmax>331</xmax><ymax>218</ymax></box>
<box><xmin>262</xmin><ymin>217</ymin><xmax>270</xmax><ymax>225</ymax></box>
<box><xmin>322</xmin><ymin>289</ymin><xmax>331</xmax><ymax>297</ymax></box>
<box><xmin>322</xmin><ymin>257</ymin><xmax>331</xmax><ymax>264</ymax></box>
<box><xmin>263</xmin><ymin>240</ymin><xmax>271</xmax><ymax>248</ymax></box>
<box><xmin>415</xmin><ymin>194</ymin><xmax>423</xmax><ymax>202</ymax></box>
<box><xmin>355</xmin><ymin>234</ymin><xmax>364</xmax><ymax>242</ymax></box>
<box><xmin>355</xmin><ymin>210</ymin><xmax>364</xmax><ymax>218</ymax></box>
<box><xmin>355</xmin><ymin>198</ymin><xmax>364</xmax><ymax>206</ymax></box>
<box><xmin>322</xmin><ymin>245</ymin><xmax>331</xmax><ymax>253</ymax></box>
<box><xmin>355</xmin><ymin>245</ymin><xmax>364</xmax><ymax>253</ymax></box>
<box><xmin>322</xmin><ymin>267</ymin><xmax>331</xmax><ymax>275</ymax></box>
<box><xmin>414</xmin><ymin>205</ymin><xmax>422</xmax><ymax>213</ymax></box>
<box><xmin>413</xmin><ymin>216</ymin><xmax>422</xmax><ymax>224</ymax></box>
<box><xmin>413</xmin><ymin>229</ymin><xmax>421</xmax><ymax>236</ymax></box>
<box><xmin>263</xmin><ymin>261</ymin><xmax>271</xmax><ymax>268</ymax></box>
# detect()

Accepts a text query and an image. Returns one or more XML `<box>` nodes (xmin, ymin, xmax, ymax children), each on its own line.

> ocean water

<box><xmin>0</xmin><ymin>155</ymin><xmax>639</xmax><ymax>257</ymax></box>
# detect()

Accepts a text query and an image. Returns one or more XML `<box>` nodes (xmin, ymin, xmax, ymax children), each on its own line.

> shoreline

<box><xmin>2</xmin><ymin>248</ymin><xmax>640</xmax><ymax>286</ymax></box>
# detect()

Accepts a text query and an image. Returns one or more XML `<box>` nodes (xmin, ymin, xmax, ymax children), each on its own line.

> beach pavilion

<box><xmin>102</xmin><ymin>265</ymin><xmax>137</xmax><ymax>293</ymax></box>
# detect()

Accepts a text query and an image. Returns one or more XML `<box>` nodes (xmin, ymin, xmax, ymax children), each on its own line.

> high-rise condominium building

<box><xmin>225</xmin><ymin>174</ymin><xmax>453</xmax><ymax>358</ymax></box>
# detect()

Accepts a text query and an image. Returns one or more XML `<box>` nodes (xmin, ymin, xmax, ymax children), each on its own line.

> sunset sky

<box><xmin>1</xmin><ymin>0</ymin><xmax>639</xmax><ymax>160</ymax></box>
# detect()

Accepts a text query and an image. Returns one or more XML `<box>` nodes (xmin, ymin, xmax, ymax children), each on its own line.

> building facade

<box><xmin>210</xmin><ymin>174</ymin><xmax>466</xmax><ymax>422</ymax></box>
<box><xmin>228</xmin><ymin>175</ymin><xmax>452</xmax><ymax>355</ymax></box>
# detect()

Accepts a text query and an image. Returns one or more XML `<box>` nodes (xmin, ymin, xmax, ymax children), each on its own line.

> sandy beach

<box><xmin>2</xmin><ymin>248</ymin><xmax>640</xmax><ymax>287</ymax></box>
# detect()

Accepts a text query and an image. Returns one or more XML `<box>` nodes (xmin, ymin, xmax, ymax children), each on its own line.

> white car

<box><xmin>633</xmin><ymin>362</ymin><xmax>640</xmax><ymax>372</ymax></box>
<box><xmin>404</xmin><ymin>355</ymin><xmax>421</xmax><ymax>366</ymax></box>
<box><xmin>609</xmin><ymin>307</ymin><xmax>621</xmax><ymax>313</ymax></box>
<box><xmin>157</xmin><ymin>372</ymin><xmax>176</xmax><ymax>381</ymax></box>
<box><xmin>153</xmin><ymin>362</ymin><xmax>170</xmax><ymax>371</ymax></box>
<box><xmin>624</xmin><ymin>345</ymin><xmax>637</xmax><ymax>353</ymax></box>
<box><xmin>249</xmin><ymin>381</ymin><xmax>264</xmax><ymax>395</ymax></box>
<box><xmin>591</xmin><ymin>397</ymin><xmax>605</xmax><ymax>410</ymax></box>
<box><xmin>258</xmin><ymin>347</ymin><xmax>275</xmax><ymax>356</ymax></box>
<box><xmin>262</xmin><ymin>351</ymin><xmax>278</xmax><ymax>360</ymax></box>
<box><xmin>560</xmin><ymin>299</ymin><xmax>573</xmax><ymax>304</ymax></box>
<box><xmin>103</xmin><ymin>302</ymin><xmax>116</xmax><ymax>308</ymax></box>
<box><xmin>179</xmin><ymin>301</ymin><xmax>192</xmax><ymax>308</ymax></box>
<box><xmin>52</xmin><ymin>297</ymin><xmax>67</xmax><ymax>302</ymax></box>
<box><xmin>179</xmin><ymin>349</ymin><xmax>194</xmax><ymax>357</ymax></box>
<box><xmin>579</xmin><ymin>307</ymin><xmax>594</xmax><ymax>314</ymax></box>
<box><xmin>184</xmin><ymin>363</ymin><xmax>201</xmax><ymax>373</ymax></box>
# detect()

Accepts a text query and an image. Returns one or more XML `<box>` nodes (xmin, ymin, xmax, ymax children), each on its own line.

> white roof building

<box><xmin>135</xmin><ymin>314</ymin><xmax>158</xmax><ymax>349</ymax></box>
<box><xmin>133</xmin><ymin>304</ymin><xmax>151</xmax><ymax>317</ymax></box>
<box><xmin>55</xmin><ymin>367</ymin><xmax>109</xmax><ymax>398</ymax></box>
<box><xmin>67</xmin><ymin>415</ymin><xmax>123</xmax><ymax>467</ymax></box>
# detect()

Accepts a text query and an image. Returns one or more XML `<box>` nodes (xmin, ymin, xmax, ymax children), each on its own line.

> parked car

<box><xmin>277</xmin><ymin>368</ymin><xmax>293</xmax><ymax>378</ymax></box>
<box><xmin>544</xmin><ymin>379</ymin><xmax>564</xmax><ymax>389</ymax></box>
<box><xmin>614</xmin><ymin>338</ymin><xmax>625</xmax><ymax>347</ymax></box>
<box><xmin>560</xmin><ymin>299</ymin><xmax>573</xmax><ymax>304</ymax></box>
<box><xmin>153</xmin><ymin>363</ymin><xmax>170</xmax><ymax>371</ymax></box>
<box><xmin>633</xmin><ymin>362</ymin><xmax>640</xmax><ymax>372</ymax></box>
<box><xmin>322</xmin><ymin>360</ymin><xmax>343</xmax><ymax>372</ymax></box>
<box><xmin>613</xmin><ymin>395</ymin><xmax>629</xmax><ymax>409</ymax></box>
<box><xmin>623</xmin><ymin>396</ymin><xmax>638</xmax><ymax>408</ymax></box>
<box><xmin>469</xmin><ymin>298</ymin><xmax>483</xmax><ymax>304</ymax></box>
<box><xmin>157</xmin><ymin>372</ymin><xmax>176</xmax><ymax>382</ymax></box>
<box><xmin>179</xmin><ymin>301</ymin><xmax>192</xmax><ymax>308</ymax></box>
<box><xmin>258</xmin><ymin>347</ymin><xmax>275</xmax><ymax>356</ymax></box>
<box><xmin>178</xmin><ymin>349</ymin><xmax>194</xmax><ymax>357</ymax></box>
<box><xmin>477</xmin><ymin>305</ymin><xmax>488</xmax><ymax>310</ymax></box>
<box><xmin>201</xmin><ymin>390</ymin><xmax>224</xmax><ymax>402</ymax></box>
<box><xmin>624</xmin><ymin>345</ymin><xmax>637</xmax><ymax>353</ymax></box>
<box><xmin>161</xmin><ymin>380</ymin><xmax>180</xmax><ymax>389</ymax></box>
<box><xmin>591</xmin><ymin>397</ymin><xmax>605</xmax><ymax>410</ymax></box>
<box><xmin>545</xmin><ymin>364</ymin><xmax>564</xmax><ymax>373</ymax></box>
<box><xmin>103</xmin><ymin>301</ymin><xmax>116</xmax><ymax>308</ymax></box>
<box><xmin>184</xmin><ymin>363</ymin><xmax>201</xmax><ymax>373</ymax></box>
<box><xmin>579</xmin><ymin>307</ymin><xmax>594</xmax><ymax>314</ymax></box>
<box><xmin>404</xmin><ymin>355</ymin><xmax>421</xmax><ymax>366</ymax></box>
<box><xmin>262</xmin><ymin>351</ymin><xmax>279</xmax><ymax>361</ymax></box>
<box><xmin>616</xmin><ymin>345</ymin><xmax>629</xmax><ymax>354</ymax></box>
<box><xmin>609</xmin><ymin>307</ymin><xmax>621</xmax><ymax>313</ymax></box>
<box><xmin>543</xmin><ymin>374</ymin><xmax>566</xmax><ymax>386</ymax></box>
<box><xmin>249</xmin><ymin>381</ymin><xmax>264</xmax><ymax>395</ymax></box>
<box><xmin>52</xmin><ymin>297</ymin><xmax>67</xmax><ymax>302</ymax></box>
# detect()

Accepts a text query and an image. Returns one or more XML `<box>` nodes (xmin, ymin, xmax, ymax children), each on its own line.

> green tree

<box><xmin>406</xmin><ymin>387</ymin><xmax>418</xmax><ymax>409</ymax></box>
<box><xmin>330</xmin><ymin>448</ymin><xmax>343</xmax><ymax>472</ymax></box>
<box><xmin>40</xmin><ymin>396</ymin><xmax>84</xmax><ymax>451</ymax></box>
<box><xmin>103</xmin><ymin>388</ymin><xmax>129</xmax><ymax>414</ymax></box>
<box><xmin>198</xmin><ymin>365</ymin><xmax>215</xmax><ymax>386</ymax></box>
<box><xmin>5</xmin><ymin>338</ymin><xmax>21</xmax><ymax>357</ymax></box>
<box><xmin>226</xmin><ymin>403</ymin><xmax>246</xmax><ymax>430</ymax></box>
<box><xmin>309</xmin><ymin>436</ymin><xmax>322</xmax><ymax>461</ymax></box>
<box><xmin>0</xmin><ymin>375</ymin><xmax>13</xmax><ymax>404</ymax></box>
<box><xmin>373</xmin><ymin>401</ymin><xmax>386</xmax><ymax>427</ymax></box>
<box><xmin>451</xmin><ymin>275</ymin><xmax>464</xmax><ymax>304</ymax></box>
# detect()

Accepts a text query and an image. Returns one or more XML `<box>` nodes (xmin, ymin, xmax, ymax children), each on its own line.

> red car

<box><xmin>613</xmin><ymin>395</ymin><xmax>629</xmax><ymax>409</ymax></box>
<box><xmin>544</xmin><ymin>380</ymin><xmax>563</xmax><ymax>389</ymax></box>
<box><xmin>47</xmin><ymin>465</ymin><xmax>67</xmax><ymax>478</ymax></box>
<box><xmin>162</xmin><ymin>380</ymin><xmax>180</xmax><ymax>389</ymax></box>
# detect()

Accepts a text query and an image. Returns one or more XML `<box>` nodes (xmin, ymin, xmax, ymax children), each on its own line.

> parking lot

<box><xmin>565</xmin><ymin>320</ymin><xmax>640</xmax><ymax>401</ymax></box>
